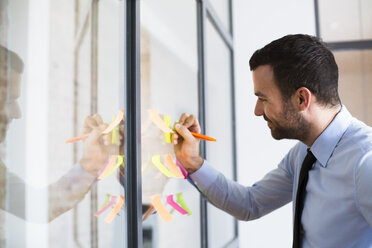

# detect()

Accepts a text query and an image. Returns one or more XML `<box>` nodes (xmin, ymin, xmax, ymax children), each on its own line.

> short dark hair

<box><xmin>0</xmin><ymin>45</ymin><xmax>24</xmax><ymax>74</ymax></box>
<box><xmin>249</xmin><ymin>34</ymin><xmax>340</xmax><ymax>107</ymax></box>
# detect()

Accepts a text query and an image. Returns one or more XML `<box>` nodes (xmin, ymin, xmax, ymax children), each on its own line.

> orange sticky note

<box><xmin>164</xmin><ymin>154</ymin><xmax>184</xmax><ymax>178</ymax></box>
<box><xmin>104</xmin><ymin>195</ymin><xmax>125</xmax><ymax>223</ymax></box>
<box><xmin>149</xmin><ymin>109</ymin><xmax>174</xmax><ymax>133</ymax></box>
<box><xmin>102</xmin><ymin>110</ymin><xmax>124</xmax><ymax>134</ymax></box>
<box><xmin>152</xmin><ymin>194</ymin><xmax>173</xmax><ymax>223</ymax></box>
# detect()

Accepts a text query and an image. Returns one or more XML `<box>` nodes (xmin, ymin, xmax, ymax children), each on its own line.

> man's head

<box><xmin>0</xmin><ymin>45</ymin><xmax>23</xmax><ymax>142</ymax></box>
<box><xmin>249</xmin><ymin>34</ymin><xmax>340</xmax><ymax>141</ymax></box>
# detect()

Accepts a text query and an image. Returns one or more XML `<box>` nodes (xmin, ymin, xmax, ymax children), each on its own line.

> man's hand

<box><xmin>80</xmin><ymin>114</ymin><xmax>109</xmax><ymax>176</ymax></box>
<box><xmin>172</xmin><ymin>113</ymin><xmax>204</xmax><ymax>174</ymax></box>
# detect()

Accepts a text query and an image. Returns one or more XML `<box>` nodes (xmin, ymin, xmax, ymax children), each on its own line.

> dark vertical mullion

<box><xmin>314</xmin><ymin>0</ymin><xmax>320</xmax><ymax>37</ymax></box>
<box><xmin>196</xmin><ymin>0</ymin><xmax>208</xmax><ymax>248</ymax></box>
<box><xmin>90</xmin><ymin>0</ymin><xmax>99</xmax><ymax>247</ymax></box>
<box><xmin>125</xmin><ymin>0</ymin><xmax>142</xmax><ymax>248</ymax></box>
<box><xmin>228</xmin><ymin>0</ymin><xmax>238</xmax><ymax>240</ymax></box>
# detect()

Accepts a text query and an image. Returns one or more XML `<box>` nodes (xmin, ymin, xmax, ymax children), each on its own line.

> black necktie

<box><xmin>293</xmin><ymin>149</ymin><xmax>316</xmax><ymax>248</ymax></box>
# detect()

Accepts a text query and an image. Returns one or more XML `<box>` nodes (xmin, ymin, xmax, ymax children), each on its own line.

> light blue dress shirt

<box><xmin>190</xmin><ymin>106</ymin><xmax>372</xmax><ymax>247</ymax></box>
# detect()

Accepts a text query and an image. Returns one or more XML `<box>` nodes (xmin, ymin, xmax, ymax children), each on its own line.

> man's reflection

<box><xmin>0</xmin><ymin>45</ymin><xmax>108</xmax><ymax>228</ymax></box>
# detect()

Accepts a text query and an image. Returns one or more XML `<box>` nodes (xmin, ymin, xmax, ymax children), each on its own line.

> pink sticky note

<box><xmin>95</xmin><ymin>196</ymin><xmax>117</xmax><ymax>216</ymax></box>
<box><xmin>166</xmin><ymin>195</ymin><xmax>189</xmax><ymax>215</ymax></box>
<box><xmin>176</xmin><ymin>160</ymin><xmax>188</xmax><ymax>179</ymax></box>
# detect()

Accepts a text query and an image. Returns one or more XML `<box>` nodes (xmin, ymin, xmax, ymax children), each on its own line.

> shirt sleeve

<box><xmin>189</xmin><ymin>153</ymin><xmax>295</xmax><ymax>221</ymax></box>
<box><xmin>4</xmin><ymin>163</ymin><xmax>96</xmax><ymax>222</ymax></box>
<box><xmin>355</xmin><ymin>150</ymin><xmax>372</xmax><ymax>226</ymax></box>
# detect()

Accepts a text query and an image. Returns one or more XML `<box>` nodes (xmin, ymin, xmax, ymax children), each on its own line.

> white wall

<box><xmin>233</xmin><ymin>0</ymin><xmax>316</xmax><ymax>247</ymax></box>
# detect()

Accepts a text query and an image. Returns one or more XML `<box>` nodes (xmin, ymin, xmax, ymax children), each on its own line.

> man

<box><xmin>172</xmin><ymin>34</ymin><xmax>372</xmax><ymax>247</ymax></box>
<box><xmin>0</xmin><ymin>45</ymin><xmax>108</xmax><ymax>225</ymax></box>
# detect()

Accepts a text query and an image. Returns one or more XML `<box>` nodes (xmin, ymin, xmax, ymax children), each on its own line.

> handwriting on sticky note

<box><xmin>149</xmin><ymin>109</ymin><xmax>173</xmax><ymax>133</ymax></box>
<box><xmin>152</xmin><ymin>155</ymin><xmax>175</xmax><ymax>178</ymax></box>
<box><xmin>102</xmin><ymin>110</ymin><xmax>124</xmax><ymax>134</ymax></box>
<box><xmin>98</xmin><ymin>156</ymin><xmax>117</xmax><ymax>180</ymax></box>
<box><xmin>164</xmin><ymin>154</ymin><xmax>184</xmax><ymax>178</ymax></box>
<box><xmin>176</xmin><ymin>193</ymin><xmax>192</xmax><ymax>216</ymax></box>
<box><xmin>100</xmin><ymin>155</ymin><xmax>124</xmax><ymax>179</ymax></box>
<box><xmin>152</xmin><ymin>194</ymin><xmax>173</xmax><ymax>223</ymax></box>
<box><xmin>166</xmin><ymin>195</ymin><xmax>189</xmax><ymax>215</ymax></box>
<box><xmin>104</xmin><ymin>195</ymin><xmax>125</xmax><ymax>223</ymax></box>
<box><xmin>95</xmin><ymin>196</ymin><xmax>117</xmax><ymax>216</ymax></box>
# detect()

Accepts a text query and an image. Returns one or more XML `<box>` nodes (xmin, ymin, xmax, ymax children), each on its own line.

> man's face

<box><xmin>253</xmin><ymin>65</ymin><xmax>309</xmax><ymax>141</ymax></box>
<box><xmin>0</xmin><ymin>67</ymin><xmax>22</xmax><ymax>142</ymax></box>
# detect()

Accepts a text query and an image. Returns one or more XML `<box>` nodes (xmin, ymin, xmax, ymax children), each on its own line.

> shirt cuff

<box><xmin>189</xmin><ymin>160</ymin><xmax>219</xmax><ymax>191</ymax></box>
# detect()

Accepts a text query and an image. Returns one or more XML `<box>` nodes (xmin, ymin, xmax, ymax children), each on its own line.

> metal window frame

<box><xmin>124</xmin><ymin>0</ymin><xmax>238</xmax><ymax>247</ymax></box>
<box><xmin>314</xmin><ymin>0</ymin><xmax>372</xmax><ymax>51</ymax></box>
<box><xmin>197</xmin><ymin>0</ymin><xmax>238</xmax><ymax>247</ymax></box>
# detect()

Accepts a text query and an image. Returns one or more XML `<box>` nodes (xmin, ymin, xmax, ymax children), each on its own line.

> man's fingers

<box><xmin>93</xmin><ymin>114</ymin><xmax>104</xmax><ymax>125</ymax></box>
<box><xmin>183</xmin><ymin>114</ymin><xmax>201</xmax><ymax>133</ymax></box>
<box><xmin>178</xmin><ymin>113</ymin><xmax>189</xmax><ymax>125</ymax></box>
<box><xmin>175</xmin><ymin>124</ymin><xmax>194</xmax><ymax>143</ymax></box>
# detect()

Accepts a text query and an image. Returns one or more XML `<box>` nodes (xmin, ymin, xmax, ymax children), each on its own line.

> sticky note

<box><xmin>95</xmin><ymin>196</ymin><xmax>117</xmax><ymax>216</ymax></box>
<box><xmin>164</xmin><ymin>154</ymin><xmax>184</xmax><ymax>178</ymax></box>
<box><xmin>99</xmin><ymin>194</ymin><xmax>111</xmax><ymax>209</ymax></box>
<box><xmin>152</xmin><ymin>155</ymin><xmax>176</xmax><ymax>178</ymax></box>
<box><xmin>104</xmin><ymin>195</ymin><xmax>125</xmax><ymax>223</ymax></box>
<box><xmin>102</xmin><ymin>110</ymin><xmax>124</xmax><ymax>134</ymax></box>
<box><xmin>142</xmin><ymin>205</ymin><xmax>154</xmax><ymax>222</ymax></box>
<box><xmin>176</xmin><ymin>160</ymin><xmax>188</xmax><ymax>179</ymax></box>
<box><xmin>149</xmin><ymin>109</ymin><xmax>173</xmax><ymax>133</ymax></box>
<box><xmin>163</xmin><ymin>115</ymin><xmax>172</xmax><ymax>143</ymax></box>
<box><xmin>98</xmin><ymin>156</ymin><xmax>117</xmax><ymax>180</ymax></box>
<box><xmin>166</xmin><ymin>195</ymin><xmax>189</xmax><ymax>215</ymax></box>
<box><xmin>152</xmin><ymin>194</ymin><xmax>173</xmax><ymax>223</ymax></box>
<box><xmin>176</xmin><ymin>193</ymin><xmax>192</xmax><ymax>216</ymax></box>
<box><xmin>100</xmin><ymin>155</ymin><xmax>124</xmax><ymax>179</ymax></box>
<box><xmin>111</xmin><ymin>116</ymin><xmax>119</xmax><ymax>145</ymax></box>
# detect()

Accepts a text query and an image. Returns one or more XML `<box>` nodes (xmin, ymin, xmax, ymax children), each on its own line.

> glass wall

<box><xmin>1</xmin><ymin>0</ymin><xmax>126</xmax><ymax>247</ymax></box>
<box><xmin>140</xmin><ymin>0</ymin><xmax>201</xmax><ymax>247</ymax></box>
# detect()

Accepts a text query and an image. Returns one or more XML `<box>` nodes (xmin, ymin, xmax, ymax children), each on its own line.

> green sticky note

<box><xmin>176</xmin><ymin>193</ymin><xmax>192</xmax><ymax>216</ymax></box>
<box><xmin>111</xmin><ymin>116</ymin><xmax>119</xmax><ymax>145</ymax></box>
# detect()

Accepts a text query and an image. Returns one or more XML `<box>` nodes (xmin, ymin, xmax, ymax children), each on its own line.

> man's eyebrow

<box><xmin>254</xmin><ymin>92</ymin><xmax>266</xmax><ymax>97</ymax></box>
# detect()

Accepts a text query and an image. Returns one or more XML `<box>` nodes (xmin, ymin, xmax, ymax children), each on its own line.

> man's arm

<box><xmin>172</xmin><ymin>113</ymin><xmax>295</xmax><ymax>221</ymax></box>
<box><xmin>355</xmin><ymin>150</ymin><xmax>372</xmax><ymax>226</ymax></box>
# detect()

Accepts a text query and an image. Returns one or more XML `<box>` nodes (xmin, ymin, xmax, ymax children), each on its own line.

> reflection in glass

<box><xmin>140</xmin><ymin>0</ymin><xmax>200</xmax><ymax>247</ymax></box>
<box><xmin>205</xmin><ymin>19</ymin><xmax>235</xmax><ymax>247</ymax></box>
<box><xmin>1</xmin><ymin>0</ymin><xmax>126</xmax><ymax>247</ymax></box>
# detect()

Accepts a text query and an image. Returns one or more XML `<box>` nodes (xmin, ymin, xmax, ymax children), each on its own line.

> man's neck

<box><xmin>303</xmin><ymin>104</ymin><xmax>342</xmax><ymax>146</ymax></box>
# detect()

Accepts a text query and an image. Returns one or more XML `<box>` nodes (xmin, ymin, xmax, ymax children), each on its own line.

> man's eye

<box><xmin>258</xmin><ymin>98</ymin><xmax>266</xmax><ymax>102</ymax></box>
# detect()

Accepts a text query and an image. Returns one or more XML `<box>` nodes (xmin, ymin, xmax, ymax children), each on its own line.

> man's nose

<box><xmin>254</xmin><ymin>100</ymin><xmax>264</xmax><ymax>116</ymax></box>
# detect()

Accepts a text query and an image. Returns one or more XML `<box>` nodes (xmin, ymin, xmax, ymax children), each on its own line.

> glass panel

<box><xmin>1</xmin><ymin>0</ymin><xmax>126</xmax><ymax>247</ymax></box>
<box><xmin>140</xmin><ymin>0</ymin><xmax>200</xmax><ymax>247</ymax></box>
<box><xmin>319</xmin><ymin>0</ymin><xmax>372</xmax><ymax>41</ymax></box>
<box><xmin>209</xmin><ymin>0</ymin><xmax>230</xmax><ymax>33</ymax></box>
<box><xmin>335</xmin><ymin>50</ymin><xmax>372</xmax><ymax>126</ymax></box>
<box><xmin>205</xmin><ymin>19</ymin><xmax>235</xmax><ymax>247</ymax></box>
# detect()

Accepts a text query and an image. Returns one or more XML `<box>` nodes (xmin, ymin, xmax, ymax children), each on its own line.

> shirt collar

<box><xmin>310</xmin><ymin>105</ymin><xmax>352</xmax><ymax>167</ymax></box>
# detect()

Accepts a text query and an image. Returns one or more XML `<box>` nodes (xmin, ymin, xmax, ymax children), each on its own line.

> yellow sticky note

<box><xmin>149</xmin><ymin>109</ymin><xmax>173</xmax><ymax>133</ymax></box>
<box><xmin>152</xmin><ymin>155</ymin><xmax>175</xmax><ymax>178</ymax></box>
<box><xmin>163</xmin><ymin>115</ymin><xmax>172</xmax><ymax>143</ymax></box>
<box><xmin>104</xmin><ymin>195</ymin><xmax>125</xmax><ymax>223</ymax></box>
<box><xmin>152</xmin><ymin>194</ymin><xmax>173</xmax><ymax>223</ymax></box>
<box><xmin>98</xmin><ymin>156</ymin><xmax>117</xmax><ymax>180</ymax></box>
<box><xmin>100</xmin><ymin>155</ymin><xmax>124</xmax><ymax>179</ymax></box>
<box><xmin>164</xmin><ymin>154</ymin><xmax>184</xmax><ymax>178</ymax></box>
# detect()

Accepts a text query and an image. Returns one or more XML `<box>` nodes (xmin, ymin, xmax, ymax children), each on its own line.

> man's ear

<box><xmin>295</xmin><ymin>87</ymin><xmax>312</xmax><ymax>111</ymax></box>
